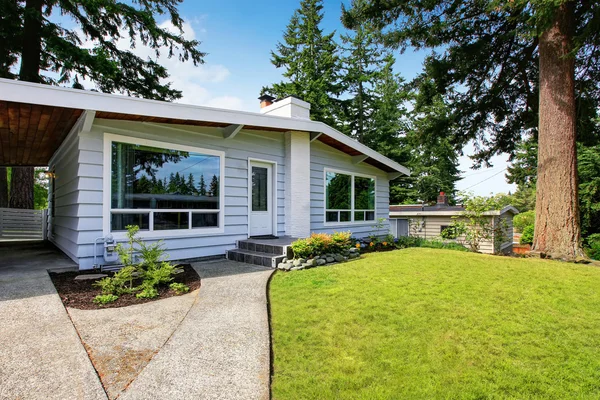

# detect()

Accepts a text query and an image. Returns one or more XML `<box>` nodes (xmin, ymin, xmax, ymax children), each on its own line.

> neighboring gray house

<box><xmin>389</xmin><ymin>192</ymin><xmax>518</xmax><ymax>254</ymax></box>
<box><xmin>0</xmin><ymin>79</ymin><xmax>409</xmax><ymax>269</ymax></box>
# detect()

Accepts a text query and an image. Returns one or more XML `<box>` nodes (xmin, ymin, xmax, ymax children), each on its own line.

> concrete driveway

<box><xmin>0</xmin><ymin>241</ymin><xmax>107</xmax><ymax>400</ymax></box>
<box><xmin>0</xmin><ymin>242</ymin><xmax>274</xmax><ymax>400</ymax></box>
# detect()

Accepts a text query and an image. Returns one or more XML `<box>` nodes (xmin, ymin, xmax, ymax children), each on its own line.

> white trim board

<box><xmin>247</xmin><ymin>157</ymin><xmax>278</xmax><ymax>238</ymax></box>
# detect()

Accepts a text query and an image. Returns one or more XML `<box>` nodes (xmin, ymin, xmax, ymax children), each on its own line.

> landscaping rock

<box><xmin>293</xmin><ymin>258</ymin><xmax>307</xmax><ymax>267</ymax></box>
<box><xmin>349</xmin><ymin>248</ymin><xmax>359</xmax><ymax>254</ymax></box>
<box><xmin>306</xmin><ymin>259</ymin><xmax>317</xmax><ymax>267</ymax></box>
<box><xmin>74</xmin><ymin>274</ymin><xmax>107</xmax><ymax>281</ymax></box>
<box><xmin>334</xmin><ymin>254</ymin><xmax>344</xmax><ymax>262</ymax></box>
<box><xmin>282</xmin><ymin>257</ymin><xmax>288</xmax><ymax>263</ymax></box>
<box><xmin>301</xmin><ymin>263</ymin><xmax>310</xmax><ymax>269</ymax></box>
<box><xmin>291</xmin><ymin>266</ymin><xmax>304</xmax><ymax>271</ymax></box>
<box><xmin>325</xmin><ymin>257</ymin><xmax>335</xmax><ymax>263</ymax></box>
<box><xmin>349</xmin><ymin>253</ymin><xmax>359</xmax><ymax>259</ymax></box>
<box><xmin>277</xmin><ymin>263</ymin><xmax>286</xmax><ymax>270</ymax></box>
<box><xmin>316</xmin><ymin>259</ymin><xmax>327</xmax><ymax>266</ymax></box>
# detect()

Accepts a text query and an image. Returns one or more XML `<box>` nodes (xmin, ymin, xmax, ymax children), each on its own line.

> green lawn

<box><xmin>269</xmin><ymin>248</ymin><xmax>600</xmax><ymax>399</ymax></box>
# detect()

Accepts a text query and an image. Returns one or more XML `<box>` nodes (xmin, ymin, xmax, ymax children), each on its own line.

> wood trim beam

<box><xmin>388</xmin><ymin>172</ymin><xmax>403</xmax><ymax>181</ymax></box>
<box><xmin>222</xmin><ymin>124</ymin><xmax>244</xmax><ymax>139</ymax></box>
<box><xmin>310</xmin><ymin>132</ymin><xmax>322</xmax><ymax>142</ymax></box>
<box><xmin>352</xmin><ymin>154</ymin><xmax>369</xmax><ymax>164</ymax></box>
<box><xmin>81</xmin><ymin>110</ymin><xmax>96</xmax><ymax>132</ymax></box>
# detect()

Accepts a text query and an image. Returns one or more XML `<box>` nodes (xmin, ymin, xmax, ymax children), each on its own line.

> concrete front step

<box><xmin>236</xmin><ymin>240</ymin><xmax>287</xmax><ymax>256</ymax></box>
<box><xmin>226</xmin><ymin>249</ymin><xmax>286</xmax><ymax>269</ymax></box>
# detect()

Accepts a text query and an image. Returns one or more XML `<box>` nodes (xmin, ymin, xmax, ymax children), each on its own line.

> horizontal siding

<box><xmin>76</xmin><ymin>119</ymin><xmax>287</xmax><ymax>269</ymax></box>
<box><xmin>48</xmin><ymin>116</ymin><xmax>84</xmax><ymax>264</ymax></box>
<box><xmin>309</xmin><ymin>140</ymin><xmax>390</xmax><ymax>238</ymax></box>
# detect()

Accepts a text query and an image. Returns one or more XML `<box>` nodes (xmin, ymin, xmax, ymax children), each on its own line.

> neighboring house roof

<box><xmin>389</xmin><ymin>204</ymin><xmax>519</xmax><ymax>217</ymax></box>
<box><xmin>0</xmin><ymin>78</ymin><xmax>410</xmax><ymax>177</ymax></box>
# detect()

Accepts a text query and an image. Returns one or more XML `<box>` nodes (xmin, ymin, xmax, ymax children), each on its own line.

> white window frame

<box><xmin>102</xmin><ymin>133</ymin><xmax>225</xmax><ymax>239</ymax></box>
<box><xmin>323</xmin><ymin>168</ymin><xmax>377</xmax><ymax>226</ymax></box>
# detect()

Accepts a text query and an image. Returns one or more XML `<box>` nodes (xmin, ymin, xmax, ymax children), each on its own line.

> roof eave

<box><xmin>0</xmin><ymin>78</ymin><xmax>411</xmax><ymax>176</ymax></box>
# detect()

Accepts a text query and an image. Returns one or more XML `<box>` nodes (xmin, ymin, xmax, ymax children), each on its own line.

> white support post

<box><xmin>285</xmin><ymin>131</ymin><xmax>311</xmax><ymax>238</ymax></box>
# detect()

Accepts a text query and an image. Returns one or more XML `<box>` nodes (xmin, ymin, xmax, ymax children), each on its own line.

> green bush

<box><xmin>136</xmin><ymin>287</ymin><xmax>159</xmax><ymax>299</ymax></box>
<box><xmin>513</xmin><ymin>210</ymin><xmax>535</xmax><ymax>233</ymax></box>
<box><xmin>290</xmin><ymin>232</ymin><xmax>353</xmax><ymax>259</ymax></box>
<box><xmin>170</xmin><ymin>282</ymin><xmax>190</xmax><ymax>294</ymax></box>
<box><xmin>93</xmin><ymin>294</ymin><xmax>119</xmax><ymax>305</ymax></box>
<box><xmin>290</xmin><ymin>238</ymin><xmax>312</xmax><ymax>259</ymax></box>
<box><xmin>520</xmin><ymin>224</ymin><xmax>535</xmax><ymax>245</ymax></box>
<box><xmin>585</xmin><ymin>234</ymin><xmax>600</xmax><ymax>260</ymax></box>
<box><xmin>330</xmin><ymin>231</ymin><xmax>352</xmax><ymax>253</ymax></box>
<box><xmin>93</xmin><ymin>225</ymin><xmax>182</xmax><ymax>302</ymax></box>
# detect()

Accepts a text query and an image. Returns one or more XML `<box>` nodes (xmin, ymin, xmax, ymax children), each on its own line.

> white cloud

<box><xmin>203</xmin><ymin>96</ymin><xmax>245</xmax><ymax>110</ymax></box>
<box><xmin>73</xmin><ymin>19</ymin><xmax>244</xmax><ymax>110</ymax></box>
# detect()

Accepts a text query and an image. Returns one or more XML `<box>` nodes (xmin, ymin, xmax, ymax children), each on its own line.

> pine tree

<box><xmin>198</xmin><ymin>175</ymin><xmax>207</xmax><ymax>196</ymax></box>
<box><xmin>263</xmin><ymin>0</ymin><xmax>342</xmax><ymax>128</ymax></box>
<box><xmin>339</xmin><ymin>0</ymin><xmax>386</xmax><ymax>141</ymax></box>
<box><xmin>0</xmin><ymin>0</ymin><xmax>204</xmax><ymax>209</ymax></box>
<box><xmin>209</xmin><ymin>175</ymin><xmax>219</xmax><ymax>197</ymax></box>
<box><xmin>187</xmin><ymin>173</ymin><xmax>196</xmax><ymax>195</ymax></box>
<box><xmin>343</xmin><ymin>0</ymin><xmax>595</xmax><ymax>259</ymax></box>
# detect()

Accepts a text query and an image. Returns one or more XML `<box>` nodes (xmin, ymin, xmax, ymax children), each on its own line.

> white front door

<box><xmin>249</xmin><ymin>161</ymin><xmax>273</xmax><ymax>236</ymax></box>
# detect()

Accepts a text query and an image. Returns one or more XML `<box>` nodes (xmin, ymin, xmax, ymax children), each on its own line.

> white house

<box><xmin>0</xmin><ymin>79</ymin><xmax>410</xmax><ymax>269</ymax></box>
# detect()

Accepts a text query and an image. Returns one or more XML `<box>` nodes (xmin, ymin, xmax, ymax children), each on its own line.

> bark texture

<box><xmin>9</xmin><ymin>168</ymin><xmax>34</xmax><ymax>209</ymax></box>
<box><xmin>0</xmin><ymin>167</ymin><xmax>8</xmax><ymax>207</ymax></box>
<box><xmin>9</xmin><ymin>0</ymin><xmax>44</xmax><ymax>209</ymax></box>
<box><xmin>533</xmin><ymin>2</ymin><xmax>585</xmax><ymax>260</ymax></box>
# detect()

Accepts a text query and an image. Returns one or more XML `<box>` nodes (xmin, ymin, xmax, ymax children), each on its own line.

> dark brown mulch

<box><xmin>49</xmin><ymin>264</ymin><xmax>201</xmax><ymax>310</ymax></box>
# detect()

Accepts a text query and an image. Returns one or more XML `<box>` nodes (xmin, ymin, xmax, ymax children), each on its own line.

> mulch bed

<box><xmin>49</xmin><ymin>264</ymin><xmax>201</xmax><ymax>310</ymax></box>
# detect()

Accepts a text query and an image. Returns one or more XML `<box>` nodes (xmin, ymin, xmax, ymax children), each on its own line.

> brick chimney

<box><xmin>259</xmin><ymin>95</ymin><xmax>311</xmax><ymax>119</ymax></box>
<box><xmin>258</xmin><ymin>94</ymin><xmax>275</xmax><ymax>109</ymax></box>
<box><xmin>437</xmin><ymin>191</ymin><xmax>449</xmax><ymax>207</ymax></box>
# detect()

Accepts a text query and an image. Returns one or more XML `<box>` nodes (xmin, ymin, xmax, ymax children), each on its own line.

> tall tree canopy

<box><xmin>343</xmin><ymin>0</ymin><xmax>599</xmax><ymax>259</ymax></box>
<box><xmin>0</xmin><ymin>0</ymin><xmax>204</xmax><ymax>209</ymax></box>
<box><xmin>262</xmin><ymin>0</ymin><xmax>342</xmax><ymax>128</ymax></box>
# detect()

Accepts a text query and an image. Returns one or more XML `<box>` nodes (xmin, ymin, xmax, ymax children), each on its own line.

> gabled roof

<box><xmin>389</xmin><ymin>204</ymin><xmax>519</xmax><ymax>217</ymax></box>
<box><xmin>0</xmin><ymin>78</ymin><xmax>410</xmax><ymax>177</ymax></box>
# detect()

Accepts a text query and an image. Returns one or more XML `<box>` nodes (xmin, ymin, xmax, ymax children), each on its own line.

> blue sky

<box><xmin>63</xmin><ymin>0</ymin><xmax>517</xmax><ymax>196</ymax></box>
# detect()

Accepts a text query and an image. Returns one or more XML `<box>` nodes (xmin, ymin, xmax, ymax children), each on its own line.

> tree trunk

<box><xmin>9</xmin><ymin>168</ymin><xmax>34</xmax><ymax>209</ymax></box>
<box><xmin>533</xmin><ymin>2</ymin><xmax>585</xmax><ymax>260</ymax></box>
<box><xmin>0</xmin><ymin>167</ymin><xmax>8</xmax><ymax>207</ymax></box>
<box><xmin>10</xmin><ymin>0</ymin><xmax>44</xmax><ymax>210</ymax></box>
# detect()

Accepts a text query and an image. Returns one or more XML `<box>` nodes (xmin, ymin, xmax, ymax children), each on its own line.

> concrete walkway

<box><xmin>0</xmin><ymin>243</ymin><xmax>274</xmax><ymax>400</ymax></box>
<box><xmin>0</xmin><ymin>242</ymin><xmax>107</xmax><ymax>400</ymax></box>
<box><xmin>121</xmin><ymin>260</ymin><xmax>274</xmax><ymax>400</ymax></box>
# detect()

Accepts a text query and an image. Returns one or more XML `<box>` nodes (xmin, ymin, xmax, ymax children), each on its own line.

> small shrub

<box><xmin>513</xmin><ymin>210</ymin><xmax>535</xmax><ymax>233</ymax></box>
<box><xmin>92</xmin><ymin>225</ymin><xmax>180</xmax><ymax>304</ymax></box>
<box><xmin>170</xmin><ymin>282</ymin><xmax>190</xmax><ymax>294</ymax></box>
<box><xmin>521</xmin><ymin>224</ymin><xmax>535</xmax><ymax>245</ymax></box>
<box><xmin>136</xmin><ymin>287</ymin><xmax>159</xmax><ymax>299</ymax></box>
<box><xmin>93</xmin><ymin>294</ymin><xmax>119</xmax><ymax>305</ymax></box>
<box><xmin>291</xmin><ymin>238</ymin><xmax>312</xmax><ymax>259</ymax></box>
<box><xmin>330</xmin><ymin>231</ymin><xmax>352</xmax><ymax>253</ymax></box>
<box><xmin>308</xmin><ymin>233</ymin><xmax>332</xmax><ymax>255</ymax></box>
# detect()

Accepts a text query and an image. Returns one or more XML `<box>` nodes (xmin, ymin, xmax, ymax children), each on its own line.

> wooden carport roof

<box><xmin>0</xmin><ymin>101</ymin><xmax>82</xmax><ymax>166</ymax></box>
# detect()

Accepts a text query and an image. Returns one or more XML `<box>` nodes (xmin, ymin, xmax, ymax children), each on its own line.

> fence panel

<box><xmin>0</xmin><ymin>208</ymin><xmax>45</xmax><ymax>240</ymax></box>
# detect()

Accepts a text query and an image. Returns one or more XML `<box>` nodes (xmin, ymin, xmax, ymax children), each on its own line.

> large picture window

<box><xmin>325</xmin><ymin>170</ymin><xmax>376</xmax><ymax>224</ymax></box>
<box><xmin>107</xmin><ymin>136</ymin><xmax>223</xmax><ymax>235</ymax></box>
